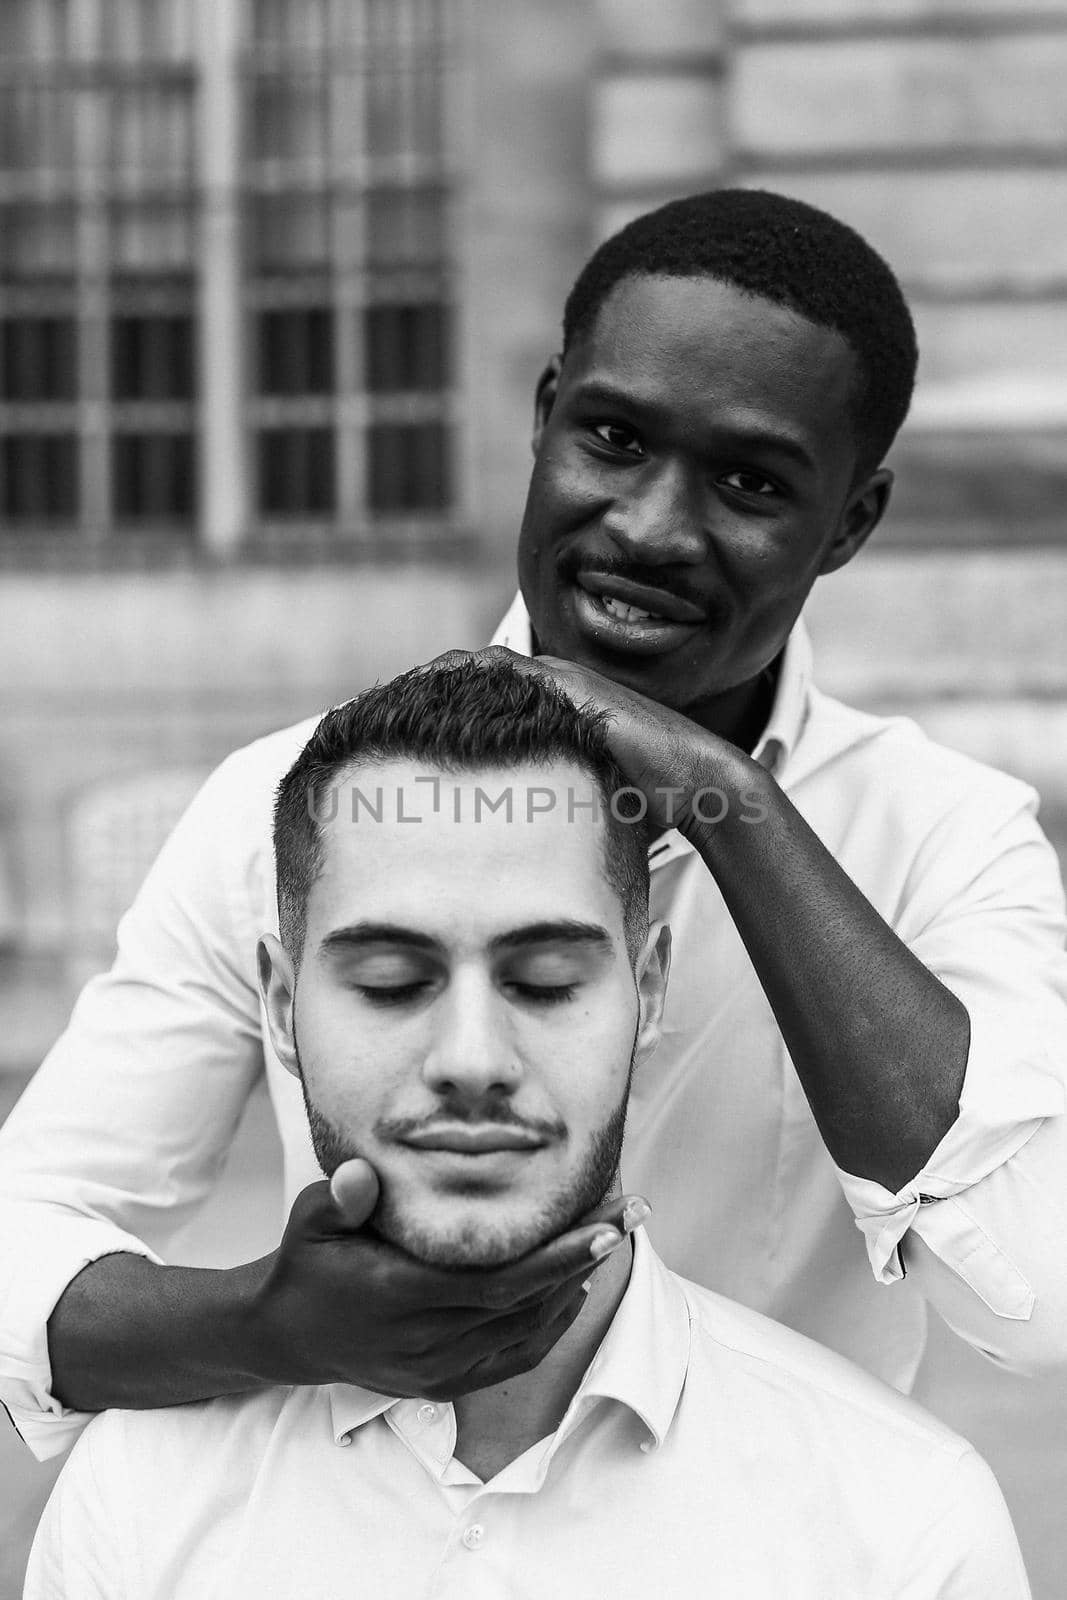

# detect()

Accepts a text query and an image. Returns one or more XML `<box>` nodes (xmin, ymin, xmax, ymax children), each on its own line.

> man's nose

<box><xmin>601</xmin><ymin>458</ymin><xmax>708</xmax><ymax>566</ymax></box>
<box><xmin>421</xmin><ymin>973</ymin><xmax>521</xmax><ymax>1102</ymax></box>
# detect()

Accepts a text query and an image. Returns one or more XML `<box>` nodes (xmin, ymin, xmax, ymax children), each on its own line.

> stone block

<box><xmin>464</xmin><ymin>0</ymin><xmax>596</xmax><ymax>545</ymax></box>
<box><xmin>0</xmin><ymin>568</ymin><xmax>499</xmax><ymax>699</ymax></box>
<box><xmin>732</xmin><ymin>35</ymin><xmax>1067</xmax><ymax>153</ymax></box>
<box><xmin>739</xmin><ymin>169</ymin><xmax>1067</xmax><ymax>291</ymax></box>
<box><xmin>732</xmin><ymin>0</ymin><xmax>1067</xmax><ymax>24</ymax></box>
<box><xmin>596</xmin><ymin>0</ymin><xmax>725</xmax><ymax>57</ymax></box>
<box><xmin>883</xmin><ymin>428</ymin><xmax>1067</xmax><ymax>543</ymax></box>
<box><xmin>594</xmin><ymin>73</ymin><xmax>726</xmax><ymax>186</ymax></box>
<box><xmin>593</xmin><ymin>194</ymin><xmax>680</xmax><ymax>244</ymax></box>
<box><xmin>910</xmin><ymin>299</ymin><xmax>1067</xmax><ymax>394</ymax></box>
<box><xmin>472</xmin><ymin>0</ymin><xmax>596</xmax><ymax>215</ymax></box>
<box><xmin>802</xmin><ymin>549</ymin><xmax>1067</xmax><ymax>699</ymax></box>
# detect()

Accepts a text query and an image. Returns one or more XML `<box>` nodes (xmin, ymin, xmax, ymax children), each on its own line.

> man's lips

<box><xmin>398</xmin><ymin>1124</ymin><xmax>549</xmax><ymax>1154</ymax></box>
<box><xmin>575</xmin><ymin>571</ymin><xmax>707</xmax><ymax>624</ymax></box>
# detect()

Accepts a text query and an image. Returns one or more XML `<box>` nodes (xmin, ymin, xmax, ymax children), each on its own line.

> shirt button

<box><xmin>416</xmin><ymin>1403</ymin><xmax>437</xmax><ymax>1425</ymax></box>
<box><xmin>337</xmin><ymin>1433</ymin><xmax>352</xmax><ymax>1448</ymax></box>
<box><xmin>462</xmin><ymin>1524</ymin><xmax>485</xmax><ymax>1551</ymax></box>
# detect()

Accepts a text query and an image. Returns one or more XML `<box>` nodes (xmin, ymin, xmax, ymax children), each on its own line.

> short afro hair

<box><xmin>562</xmin><ymin>188</ymin><xmax>918</xmax><ymax>474</ymax></box>
<box><xmin>273</xmin><ymin>655</ymin><xmax>651</xmax><ymax>967</ymax></box>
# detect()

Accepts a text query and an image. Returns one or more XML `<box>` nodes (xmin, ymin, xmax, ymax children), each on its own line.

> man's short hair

<box><xmin>562</xmin><ymin>187</ymin><xmax>918</xmax><ymax>476</ymax></box>
<box><xmin>273</xmin><ymin>657</ymin><xmax>651</xmax><ymax>966</ymax></box>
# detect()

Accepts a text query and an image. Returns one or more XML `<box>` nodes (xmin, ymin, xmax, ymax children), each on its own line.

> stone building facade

<box><xmin>0</xmin><ymin>0</ymin><xmax>1064</xmax><ymax>1067</ymax></box>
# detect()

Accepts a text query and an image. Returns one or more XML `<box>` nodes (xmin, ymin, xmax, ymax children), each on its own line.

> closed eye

<box><xmin>507</xmin><ymin>982</ymin><xmax>579</xmax><ymax>1005</ymax></box>
<box><xmin>355</xmin><ymin>982</ymin><xmax>432</xmax><ymax>1006</ymax></box>
<box><xmin>355</xmin><ymin>981</ymin><xmax>578</xmax><ymax>1006</ymax></box>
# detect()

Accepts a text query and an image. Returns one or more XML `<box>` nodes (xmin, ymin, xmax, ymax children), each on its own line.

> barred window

<box><xmin>368</xmin><ymin>421</ymin><xmax>449</xmax><ymax>513</ymax></box>
<box><xmin>99</xmin><ymin>0</ymin><xmax>196</xmax><ymax>61</ymax></box>
<box><xmin>258</xmin><ymin>427</ymin><xmax>335</xmax><ymax>517</ymax></box>
<box><xmin>0</xmin><ymin>0</ymin><xmax>74</xmax><ymax>60</ymax></box>
<box><xmin>112</xmin><ymin>433</ymin><xmax>195</xmax><ymax>522</ymax></box>
<box><xmin>0</xmin><ymin>0</ymin><xmax>462</xmax><ymax>556</ymax></box>
<box><xmin>111</xmin><ymin>315</ymin><xmax>195</xmax><ymax>402</ymax></box>
<box><xmin>0</xmin><ymin>0</ymin><xmax>197</xmax><ymax>544</ymax></box>
<box><xmin>108</xmin><ymin>84</ymin><xmax>196</xmax><ymax>188</ymax></box>
<box><xmin>0</xmin><ymin>82</ymin><xmax>75</xmax><ymax>175</ymax></box>
<box><xmin>365</xmin><ymin>188</ymin><xmax>447</xmax><ymax>267</ymax></box>
<box><xmin>244</xmin><ymin>0</ymin><xmax>460</xmax><ymax>548</ymax></box>
<box><xmin>0</xmin><ymin>203</ymin><xmax>77</xmax><ymax>283</ymax></box>
<box><xmin>364</xmin><ymin>304</ymin><xmax>449</xmax><ymax>394</ymax></box>
<box><xmin>2</xmin><ymin>433</ymin><xmax>78</xmax><ymax>520</ymax></box>
<box><xmin>2</xmin><ymin>317</ymin><xmax>77</xmax><ymax>401</ymax></box>
<box><xmin>109</xmin><ymin>202</ymin><xmax>196</xmax><ymax>275</ymax></box>
<box><xmin>251</xmin><ymin>0</ymin><xmax>330</xmax><ymax>51</ymax></box>
<box><xmin>249</xmin><ymin>193</ymin><xmax>331</xmax><ymax>273</ymax></box>
<box><xmin>250</xmin><ymin>74</ymin><xmax>329</xmax><ymax>164</ymax></box>
<box><xmin>258</xmin><ymin>309</ymin><xmax>333</xmax><ymax>397</ymax></box>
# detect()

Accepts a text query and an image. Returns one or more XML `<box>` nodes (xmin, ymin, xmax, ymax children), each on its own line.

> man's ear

<box><xmin>819</xmin><ymin>466</ymin><xmax>893</xmax><ymax>576</ymax></box>
<box><xmin>531</xmin><ymin>355</ymin><xmax>563</xmax><ymax>456</ymax></box>
<box><xmin>257</xmin><ymin>934</ymin><xmax>300</xmax><ymax>1078</ymax></box>
<box><xmin>633</xmin><ymin>921</ymin><xmax>671</xmax><ymax>1070</ymax></box>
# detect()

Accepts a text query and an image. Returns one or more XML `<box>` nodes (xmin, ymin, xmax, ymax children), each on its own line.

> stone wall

<box><xmin>0</xmin><ymin>565</ymin><xmax>511</xmax><ymax>1068</ymax></box>
<box><xmin>1</xmin><ymin>1</ymin><xmax>1064</xmax><ymax>1069</ymax></box>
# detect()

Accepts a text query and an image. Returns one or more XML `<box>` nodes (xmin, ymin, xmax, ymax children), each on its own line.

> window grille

<box><xmin>0</xmin><ymin>0</ymin><xmax>463</xmax><ymax>559</ymax></box>
<box><xmin>244</xmin><ymin>0</ymin><xmax>461</xmax><ymax>547</ymax></box>
<box><xmin>0</xmin><ymin>0</ymin><xmax>198</xmax><ymax>548</ymax></box>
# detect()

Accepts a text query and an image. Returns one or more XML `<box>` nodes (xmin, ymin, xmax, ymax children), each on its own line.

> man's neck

<box><xmin>529</xmin><ymin>629</ymin><xmax>782</xmax><ymax>754</ymax></box>
<box><xmin>684</xmin><ymin>662</ymin><xmax>780</xmax><ymax>751</ymax></box>
<box><xmin>450</xmin><ymin>1236</ymin><xmax>634</xmax><ymax>1482</ymax></box>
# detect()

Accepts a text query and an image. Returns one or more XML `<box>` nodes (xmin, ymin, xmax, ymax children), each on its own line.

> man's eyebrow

<box><xmin>571</xmin><ymin>380</ymin><xmax>817</xmax><ymax>474</ymax></box>
<box><xmin>319</xmin><ymin>923</ymin><xmax>441</xmax><ymax>956</ymax></box>
<box><xmin>318</xmin><ymin>920</ymin><xmax>614</xmax><ymax>956</ymax></box>
<box><xmin>720</xmin><ymin>425</ymin><xmax>817</xmax><ymax>475</ymax></box>
<box><xmin>488</xmin><ymin>921</ymin><xmax>614</xmax><ymax>955</ymax></box>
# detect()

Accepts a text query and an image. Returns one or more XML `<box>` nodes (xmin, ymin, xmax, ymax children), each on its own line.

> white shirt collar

<box><xmin>489</xmin><ymin>589</ymin><xmax>812</xmax><ymax>779</ymax></box>
<box><xmin>326</xmin><ymin>1228</ymin><xmax>691</xmax><ymax>1457</ymax></box>
<box><xmin>567</xmin><ymin>1225</ymin><xmax>691</xmax><ymax>1451</ymax></box>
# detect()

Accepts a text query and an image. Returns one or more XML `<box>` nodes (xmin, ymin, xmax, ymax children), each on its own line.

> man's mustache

<box><xmin>377</xmin><ymin>1108</ymin><xmax>567</xmax><ymax>1142</ymax></box>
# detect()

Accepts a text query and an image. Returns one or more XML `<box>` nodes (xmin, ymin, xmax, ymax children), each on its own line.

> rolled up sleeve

<box><xmin>0</xmin><ymin>1206</ymin><xmax>163</xmax><ymax>1459</ymax></box>
<box><xmin>835</xmin><ymin>783</ymin><xmax>1067</xmax><ymax>1371</ymax></box>
<box><xmin>0</xmin><ymin>743</ymin><xmax>281</xmax><ymax>1457</ymax></box>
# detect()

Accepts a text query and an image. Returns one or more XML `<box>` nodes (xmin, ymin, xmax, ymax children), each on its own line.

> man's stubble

<box><xmin>296</xmin><ymin>1033</ymin><xmax>637</xmax><ymax>1270</ymax></box>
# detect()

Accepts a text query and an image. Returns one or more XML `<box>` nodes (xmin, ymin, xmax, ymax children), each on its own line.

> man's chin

<box><xmin>372</xmin><ymin>1203</ymin><xmax>549</xmax><ymax>1271</ymax></box>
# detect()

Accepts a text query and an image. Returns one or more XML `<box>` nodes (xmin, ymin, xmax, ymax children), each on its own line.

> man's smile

<box><xmin>568</xmin><ymin>576</ymin><xmax>707</xmax><ymax>657</ymax></box>
<box><xmin>398</xmin><ymin>1123</ymin><xmax>550</xmax><ymax>1154</ymax></box>
<box><xmin>576</xmin><ymin>571</ymin><xmax>708</xmax><ymax>625</ymax></box>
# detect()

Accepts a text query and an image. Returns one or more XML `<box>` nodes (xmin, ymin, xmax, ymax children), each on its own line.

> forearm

<box><xmin>48</xmin><ymin>1252</ymin><xmax>269</xmax><ymax>1413</ymax></box>
<box><xmin>684</xmin><ymin>756</ymin><xmax>970</xmax><ymax>1191</ymax></box>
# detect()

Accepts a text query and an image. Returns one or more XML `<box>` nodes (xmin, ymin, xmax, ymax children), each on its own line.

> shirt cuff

<box><xmin>0</xmin><ymin>1206</ymin><xmax>163</xmax><ymax>1461</ymax></box>
<box><xmin>836</xmin><ymin>1004</ymin><xmax>1065</xmax><ymax>1293</ymax></box>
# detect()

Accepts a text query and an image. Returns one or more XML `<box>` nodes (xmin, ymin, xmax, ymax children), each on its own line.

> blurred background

<box><xmin>0</xmin><ymin>0</ymin><xmax>1065</xmax><ymax>1594</ymax></box>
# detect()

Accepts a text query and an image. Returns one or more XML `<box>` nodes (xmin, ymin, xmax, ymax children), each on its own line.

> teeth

<box><xmin>601</xmin><ymin>596</ymin><xmax>658</xmax><ymax>623</ymax></box>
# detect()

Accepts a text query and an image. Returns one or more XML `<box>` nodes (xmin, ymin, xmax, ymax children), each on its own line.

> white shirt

<box><xmin>23</xmin><ymin>1230</ymin><xmax>1030</xmax><ymax>1600</ymax></box>
<box><xmin>2</xmin><ymin>596</ymin><xmax>1067</xmax><ymax>1460</ymax></box>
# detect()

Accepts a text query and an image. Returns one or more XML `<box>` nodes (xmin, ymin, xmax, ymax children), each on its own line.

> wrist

<box><xmin>676</xmin><ymin>742</ymin><xmax>770</xmax><ymax>849</ymax></box>
<box><xmin>215</xmin><ymin>1254</ymin><xmax>282</xmax><ymax>1388</ymax></box>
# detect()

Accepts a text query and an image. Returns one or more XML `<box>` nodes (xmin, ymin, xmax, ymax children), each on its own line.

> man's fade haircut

<box><xmin>562</xmin><ymin>188</ymin><xmax>918</xmax><ymax>475</ymax></box>
<box><xmin>273</xmin><ymin>656</ymin><xmax>651</xmax><ymax>966</ymax></box>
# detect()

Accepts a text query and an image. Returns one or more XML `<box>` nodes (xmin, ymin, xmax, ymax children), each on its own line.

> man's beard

<box><xmin>295</xmin><ymin>1036</ymin><xmax>636</xmax><ymax>1270</ymax></box>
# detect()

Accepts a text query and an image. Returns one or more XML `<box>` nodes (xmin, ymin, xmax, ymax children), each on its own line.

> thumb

<box><xmin>328</xmin><ymin>1158</ymin><xmax>381</xmax><ymax>1228</ymax></box>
